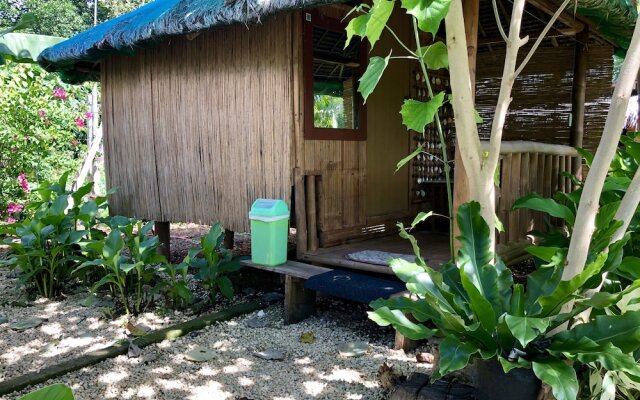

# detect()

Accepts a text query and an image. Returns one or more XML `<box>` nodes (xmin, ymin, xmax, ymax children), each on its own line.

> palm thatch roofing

<box><xmin>38</xmin><ymin>0</ymin><xmax>638</xmax><ymax>82</ymax></box>
<box><xmin>37</xmin><ymin>0</ymin><xmax>341</xmax><ymax>82</ymax></box>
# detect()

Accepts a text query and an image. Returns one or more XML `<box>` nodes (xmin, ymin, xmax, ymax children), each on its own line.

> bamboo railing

<box><xmin>481</xmin><ymin>141</ymin><xmax>579</xmax><ymax>244</ymax></box>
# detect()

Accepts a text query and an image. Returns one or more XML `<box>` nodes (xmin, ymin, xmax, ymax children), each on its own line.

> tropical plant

<box><xmin>157</xmin><ymin>262</ymin><xmax>193</xmax><ymax>310</ymax></box>
<box><xmin>0</xmin><ymin>173</ymin><xmax>106</xmax><ymax>298</ymax></box>
<box><xmin>77</xmin><ymin>218</ymin><xmax>166</xmax><ymax>315</ymax></box>
<box><xmin>370</xmin><ymin>202</ymin><xmax>640</xmax><ymax>400</ymax></box>
<box><xmin>17</xmin><ymin>383</ymin><xmax>74</xmax><ymax>400</ymax></box>
<box><xmin>185</xmin><ymin>223</ymin><xmax>241</xmax><ymax>304</ymax></box>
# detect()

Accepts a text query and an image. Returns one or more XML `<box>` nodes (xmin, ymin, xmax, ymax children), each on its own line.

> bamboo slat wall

<box><xmin>476</xmin><ymin>46</ymin><xmax>614</xmax><ymax>153</ymax></box>
<box><xmin>493</xmin><ymin>142</ymin><xmax>578</xmax><ymax>244</ymax></box>
<box><xmin>102</xmin><ymin>15</ymin><xmax>293</xmax><ymax>232</ymax></box>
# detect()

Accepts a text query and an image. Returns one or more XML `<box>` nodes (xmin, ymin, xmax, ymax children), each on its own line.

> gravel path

<box><xmin>2</xmin><ymin>294</ymin><xmax>432</xmax><ymax>400</ymax></box>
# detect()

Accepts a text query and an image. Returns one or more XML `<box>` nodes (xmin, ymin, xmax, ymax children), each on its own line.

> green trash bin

<box><xmin>249</xmin><ymin>199</ymin><xmax>290</xmax><ymax>266</ymax></box>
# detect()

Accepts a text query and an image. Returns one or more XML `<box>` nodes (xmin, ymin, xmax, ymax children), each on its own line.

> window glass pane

<box><xmin>312</xmin><ymin>26</ymin><xmax>361</xmax><ymax>129</ymax></box>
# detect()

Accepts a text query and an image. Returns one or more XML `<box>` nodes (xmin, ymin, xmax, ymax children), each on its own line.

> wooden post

<box><xmin>224</xmin><ymin>229</ymin><xmax>234</xmax><ymax>250</ymax></box>
<box><xmin>155</xmin><ymin>221</ymin><xmax>170</xmax><ymax>260</ymax></box>
<box><xmin>306</xmin><ymin>175</ymin><xmax>319</xmax><ymax>252</ymax></box>
<box><xmin>284</xmin><ymin>276</ymin><xmax>316</xmax><ymax>324</ymax></box>
<box><xmin>294</xmin><ymin>168</ymin><xmax>308</xmax><ymax>257</ymax></box>
<box><xmin>570</xmin><ymin>26</ymin><xmax>589</xmax><ymax>182</ymax></box>
<box><xmin>452</xmin><ymin>0</ymin><xmax>480</xmax><ymax>250</ymax></box>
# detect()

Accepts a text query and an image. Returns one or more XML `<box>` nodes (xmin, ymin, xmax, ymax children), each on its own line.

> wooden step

<box><xmin>240</xmin><ymin>259</ymin><xmax>332</xmax><ymax>279</ymax></box>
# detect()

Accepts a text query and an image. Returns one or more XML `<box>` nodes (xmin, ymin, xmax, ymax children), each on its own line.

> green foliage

<box><xmin>0</xmin><ymin>173</ymin><xmax>106</xmax><ymax>298</ymax></box>
<box><xmin>0</xmin><ymin>62</ymin><xmax>90</xmax><ymax>222</ymax></box>
<box><xmin>185</xmin><ymin>223</ymin><xmax>242</xmax><ymax>304</ymax></box>
<box><xmin>157</xmin><ymin>262</ymin><xmax>193</xmax><ymax>310</ymax></box>
<box><xmin>399</xmin><ymin>92</ymin><xmax>445</xmax><ymax>133</ymax></box>
<box><xmin>358</xmin><ymin>54</ymin><xmax>390</xmax><ymax>103</ymax></box>
<box><xmin>18</xmin><ymin>384</ymin><xmax>74</xmax><ymax>400</ymax></box>
<box><xmin>369</xmin><ymin>202</ymin><xmax>640</xmax><ymax>400</ymax></box>
<box><xmin>78</xmin><ymin>217</ymin><xmax>166</xmax><ymax>315</ymax></box>
<box><xmin>400</xmin><ymin>0</ymin><xmax>451</xmax><ymax>36</ymax></box>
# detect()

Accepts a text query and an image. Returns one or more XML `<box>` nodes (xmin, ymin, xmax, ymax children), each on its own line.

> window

<box><xmin>303</xmin><ymin>11</ymin><xmax>367</xmax><ymax>140</ymax></box>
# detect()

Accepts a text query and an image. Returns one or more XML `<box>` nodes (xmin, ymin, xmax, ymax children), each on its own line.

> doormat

<box><xmin>304</xmin><ymin>270</ymin><xmax>407</xmax><ymax>304</ymax></box>
<box><xmin>345</xmin><ymin>250</ymin><xmax>416</xmax><ymax>266</ymax></box>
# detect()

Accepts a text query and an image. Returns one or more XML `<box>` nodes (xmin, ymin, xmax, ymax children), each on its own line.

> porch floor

<box><xmin>299</xmin><ymin>231</ymin><xmax>450</xmax><ymax>275</ymax></box>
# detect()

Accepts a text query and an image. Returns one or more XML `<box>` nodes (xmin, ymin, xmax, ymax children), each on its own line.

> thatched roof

<box><xmin>37</xmin><ymin>0</ymin><xmax>340</xmax><ymax>82</ymax></box>
<box><xmin>38</xmin><ymin>0</ymin><xmax>638</xmax><ymax>82</ymax></box>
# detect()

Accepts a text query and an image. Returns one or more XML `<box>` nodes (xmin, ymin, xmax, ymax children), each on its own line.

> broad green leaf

<box><xmin>504</xmin><ymin>315</ymin><xmax>549</xmax><ymax>347</ymax></box>
<box><xmin>616</xmin><ymin>257</ymin><xmax>640</xmax><ymax>281</ymax></box>
<box><xmin>460</xmin><ymin>269</ymin><xmax>496</xmax><ymax>332</ymax></box>
<box><xmin>532</xmin><ymin>360</ymin><xmax>578</xmax><ymax>400</ymax></box>
<box><xmin>370</xmin><ymin>296</ymin><xmax>438</xmax><ymax>322</ymax></box>
<box><xmin>396</xmin><ymin>144</ymin><xmax>424</xmax><ymax>172</ymax></box>
<box><xmin>512</xmin><ymin>194</ymin><xmax>575</xmax><ymax>226</ymax></box>
<box><xmin>411</xmin><ymin>211</ymin><xmax>433</xmax><ymax>229</ymax></box>
<box><xmin>103</xmin><ymin>230</ymin><xmax>123</xmax><ymax>260</ymax></box>
<box><xmin>552</xmin><ymin>311</ymin><xmax>640</xmax><ymax>353</ymax></box>
<box><xmin>345</xmin><ymin>14</ymin><xmax>369</xmax><ymax>48</ymax></box>
<box><xmin>358</xmin><ymin>53</ymin><xmax>391</xmax><ymax>103</ymax></box>
<box><xmin>536</xmin><ymin>253</ymin><xmax>606</xmax><ymax>317</ymax></box>
<box><xmin>571</xmin><ymin>343</ymin><xmax>640</xmax><ymax>378</ymax></box>
<box><xmin>526</xmin><ymin>246</ymin><xmax>561</xmax><ymax>263</ymax></box>
<box><xmin>72</xmin><ymin>182</ymin><xmax>93</xmax><ymax>206</ymax></box>
<box><xmin>437</xmin><ymin>335</ymin><xmax>477</xmax><ymax>376</ymax></box>
<box><xmin>400</xmin><ymin>92</ymin><xmax>445</xmax><ymax>133</ymax></box>
<box><xmin>368</xmin><ymin>307</ymin><xmax>434</xmax><ymax>340</ymax></box>
<box><xmin>418</xmin><ymin>42</ymin><xmax>448</xmax><ymax>69</ymax></box>
<box><xmin>18</xmin><ymin>383</ymin><xmax>74</xmax><ymax>400</ymax></box>
<box><xmin>400</xmin><ymin>0</ymin><xmax>452</xmax><ymax>36</ymax></box>
<box><xmin>456</xmin><ymin>202</ymin><xmax>492</xmax><ymax>272</ymax></box>
<box><xmin>390</xmin><ymin>258</ymin><xmax>424</xmax><ymax>282</ymax></box>
<box><xmin>525</xmin><ymin>265</ymin><xmax>562</xmax><ymax>314</ymax></box>
<box><xmin>217</xmin><ymin>276</ymin><xmax>234</xmax><ymax>299</ymax></box>
<box><xmin>595</xmin><ymin>201</ymin><xmax>621</xmax><ymax>230</ymax></box>
<box><xmin>398</xmin><ymin>222</ymin><xmax>426</xmax><ymax>266</ymax></box>
<box><xmin>365</xmin><ymin>0</ymin><xmax>395</xmax><ymax>49</ymax></box>
<box><xmin>509</xmin><ymin>284</ymin><xmax>525</xmax><ymax>317</ymax></box>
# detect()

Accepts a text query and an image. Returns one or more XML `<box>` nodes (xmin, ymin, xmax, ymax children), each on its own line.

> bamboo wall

<box><xmin>102</xmin><ymin>14</ymin><xmax>293</xmax><ymax>232</ymax></box>
<box><xmin>302</xmin><ymin>7</ymin><xmax>412</xmax><ymax>246</ymax></box>
<box><xmin>476</xmin><ymin>46</ymin><xmax>614</xmax><ymax>152</ymax></box>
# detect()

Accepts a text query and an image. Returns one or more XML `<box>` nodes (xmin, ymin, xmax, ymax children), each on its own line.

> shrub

<box><xmin>185</xmin><ymin>223</ymin><xmax>241</xmax><ymax>304</ymax></box>
<box><xmin>0</xmin><ymin>62</ymin><xmax>91</xmax><ymax>222</ymax></box>
<box><xmin>0</xmin><ymin>173</ymin><xmax>106</xmax><ymax>298</ymax></box>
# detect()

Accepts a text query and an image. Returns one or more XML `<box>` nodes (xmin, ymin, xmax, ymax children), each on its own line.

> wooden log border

<box><xmin>0</xmin><ymin>301</ymin><xmax>263</xmax><ymax>396</ymax></box>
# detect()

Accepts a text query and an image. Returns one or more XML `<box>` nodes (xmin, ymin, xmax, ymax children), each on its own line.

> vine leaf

<box><xmin>400</xmin><ymin>0</ymin><xmax>452</xmax><ymax>36</ymax></box>
<box><xmin>400</xmin><ymin>92</ymin><xmax>445</xmax><ymax>133</ymax></box>
<box><xmin>418</xmin><ymin>42</ymin><xmax>448</xmax><ymax>70</ymax></box>
<box><xmin>358</xmin><ymin>52</ymin><xmax>391</xmax><ymax>103</ymax></box>
<box><xmin>345</xmin><ymin>14</ymin><xmax>369</xmax><ymax>48</ymax></box>
<box><xmin>365</xmin><ymin>0</ymin><xmax>395</xmax><ymax>49</ymax></box>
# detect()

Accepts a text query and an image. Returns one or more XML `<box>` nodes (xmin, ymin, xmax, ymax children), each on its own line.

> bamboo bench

<box><xmin>240</xmin><ymin>258</ymin><xmax>416</xmax><ymax>350</ymax></box>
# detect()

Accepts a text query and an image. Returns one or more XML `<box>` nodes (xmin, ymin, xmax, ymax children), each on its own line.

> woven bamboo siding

<box><xmin>476</xmin><ymin>46</ymin><xmax>613</xmax><ymax>153</ymax></box>
<box><xmin>495</xmin><ymin>144</ymin><xmax>578</xmax><ymax>244</ymax></box>
<box><xmin>102</xmin><ymin>15</ymin><xmax>293</xmax><ymax>232</ymax></box>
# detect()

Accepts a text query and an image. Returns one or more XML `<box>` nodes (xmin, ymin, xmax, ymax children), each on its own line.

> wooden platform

<box><xmin>300</xmin><ymin>232</ymin><xmax>450</xmax><ymax>275</ymax></box>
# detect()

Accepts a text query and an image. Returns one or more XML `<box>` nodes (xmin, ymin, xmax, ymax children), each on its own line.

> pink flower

<box><xmin>7</xmin><ymin>202</ymin><xmax>24</xmax><ymax>214</ymax></box>
<box><xmin>17</xmin><ymin>174</ymin><xmax>29</xmax><ymax>193</ymax></box>
<box><xmin>6</xmin><ymin>217</ymin><xmax>16</xmax><ymax>224</ymax></box>
<box><xmin>74</xmin><ymin>118</ymin><xmax>85</xmax><ymax>128</ymax></box>
<box><xmin>71</xmin><ymin>139</ymin><xmax>79</xmax><ymax>146</ymax></box>
<box><xmin>45</xmin><ymin>119</ymin><xmax>51</xmax><ymax>125</ymax></box>
<box><xmin>84</xmin><ymin>112</ymin><xmax>93</xmax><ymax>119</ymax></box>
<box><xmin>38</xmin><ymin>109</ymin><xmax>46</xmax><ymax>118</ymax></box>
<box><xmin>53</xmin><ymin>88</ymin><xmax>67</xmax><ymax>100</ymax></box>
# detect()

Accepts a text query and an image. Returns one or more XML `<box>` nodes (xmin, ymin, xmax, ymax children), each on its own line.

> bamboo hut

<box><xmin>39</xmin><ymin>0</ymin><xmax>637</xmax><ymax>273</ymax></box>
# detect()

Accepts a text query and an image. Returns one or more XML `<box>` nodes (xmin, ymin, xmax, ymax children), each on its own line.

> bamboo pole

<box><xmin>294</xmin><ymin>168</ymin><xmax>308</xmax><ymax>257</ymax></box>
<box><xmin>570</xmin><ymin>27</ymin><xmax>589</xmax><ymax>181</ymax></box>
<box><xmin>306</xmin><ymin>176</ymin><xmax>319</xmax><ymax>252</ymax></box>
<box><xmin>480</xmin><ymin>140</ymin><xmax>579</xmax><ymax>156</ymax></box>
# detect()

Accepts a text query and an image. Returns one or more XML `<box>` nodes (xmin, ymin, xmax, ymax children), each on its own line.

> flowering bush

<box><xmin>0</xmin><ymin>62</ymin><xmax>91</xmax><ymax>221</ymax></box>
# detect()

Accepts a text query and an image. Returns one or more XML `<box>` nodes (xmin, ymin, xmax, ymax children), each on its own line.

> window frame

<box><xmin>303</xmin><ymin>10</ymin><xmax>368</xmax><ymax>141</ymax></box>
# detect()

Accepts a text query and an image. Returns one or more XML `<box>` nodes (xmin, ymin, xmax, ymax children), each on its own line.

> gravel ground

<box><xmin>0</xmin><ymin>225</ymin><xmax>432</xmax><ymax>399</ymax></box>
<box><xmin>2</xmin><ymin>293</ymin><xmax>432</xmax><ymax>400</ymax></box>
